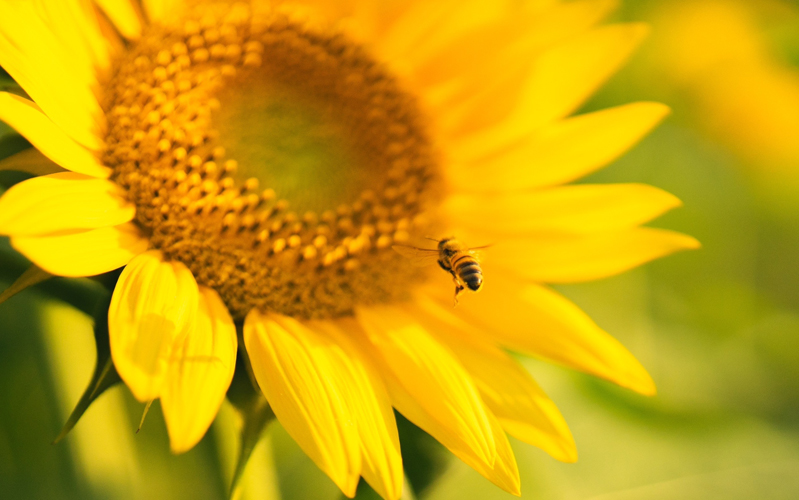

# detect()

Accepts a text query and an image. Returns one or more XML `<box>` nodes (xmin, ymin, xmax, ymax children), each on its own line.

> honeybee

<box><xmin>393</xmin><ymin>237</ymin><xmax>488</xmax><ymax>303</ymax></box>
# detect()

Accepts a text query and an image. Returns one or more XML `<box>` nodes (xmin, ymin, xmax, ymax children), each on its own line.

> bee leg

<box><xmin>453</xmin><ymin>284</ymin><xmax>464</xmax><ymax>307</ymax></box>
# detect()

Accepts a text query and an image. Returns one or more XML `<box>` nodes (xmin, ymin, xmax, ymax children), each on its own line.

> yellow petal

<box><xmin>375</xmin><ymin>0</ymin><xmax>464</xmax><ymax>72</ymax></box>
<box><xmin>431</xmin><ymin>0</ymin><xmax>621</xmax><ymax>138</ymax></box>
<box><xmin>443</xmin><ymin>22</ymin><xmax>649</xmax><ymax>152</ymax></box>
<box><xmin>490</xmin><ymin>228</ymin><xmax>700</xmax><ymax>284</ymax></box>
<box><xmin>453</xmin><ymin>409</ymin><xmax>521</xmax><ymax>496</ymax></box>
<box><xmin>0</xmin><ymin>3</ymin><xmax>105</xmax><ymax>149</ymax></box>
<box><xmin>161</xmin><ymin>287</ymin><xmax>237</xmax><ymax>454</ymax></box>
<box><xmin>0</xmin><ymin>93</ymin><xmax>109</xmax><ymax>177</ymax></box>
<box><xmin>0</xmin><ymin>172</ymin><xmax>135</xmax><ymax>236</ymax></box>
<box><xmin>450</xmin><ymin>102</ymin><xmax>670</xmax><ymax>190</ymax></box>
<box><xmin>0</xmin><ymin>148</ymin><xmax>65</xmax><ymax>176</ymax></box>
<box><xmin>516</xmin><ymin>23</ymin><xmax>650</xmax><ymax>128</ymax></box>
<box><xmin>412</xmin><ymin>11</ymin><xmax>531</xmax><ymax>95</ymax></box>
<box><xmin>108</xmin><ymin>251</ymin><xmax>199</xmax><ymax>402</ymax></box>
<box><xmin>417</xmin><ymin>0</ymin><xmax>617</xmax><ymax>95</ymax></box>
<box><xmin>356</xmin><ymin>321</ymin><xmax>519</xmax><ymax>494</ymax></box>
<box><xmin>312</xmin><ymin>320</ymin><xmax>404</xmax><ymax>500</ymax></box>
<box><xmin>243</xmin><ymin>311</ymin><xmax>361</xmax><ymax>497</ymax></box>
<box><xmin>31</xmin><ymin>0</ymin><xmax>112</xmax><ymax>73</ymax></box>
<box><xmin>427</xmin><ymin>275</ymin><xmax>656</xmax><ymax>395</ymax></box>
<box><xmin>95</xmin><ymin>0</ymin><xmax>143</xmax><ymax>39</ymax></box>
<box><xmin>142</xmin><ymin>0</ymin><xmax>184</xmax><ymax>24</ymax></box>
<box><xmin>444</xmin><ymin>183</ymin><xmax>681</xmax><ymax>237</ymax></box>
<box><xmin>326</xmin><ymin>2</ymin><xmax>416</xmax><ymax>49</ymax></box>
<box><xmin>409</xmin><ymin>297</ymin><xmax>577</xmax><ymax>463</ymax></box>
<box><xmin>355</xmin><ymin>306</ymin><xmax>497</xmax><ymax>468</ymax></box>
<box><xmin>11</xmin><ymin>222</ymin><xmax>148</xmax><ymax>277</ymax></box>
<box><xmin>526</xmin><ymin>0</ymin><xmax>618</xmax><ymax>47</ymax></box>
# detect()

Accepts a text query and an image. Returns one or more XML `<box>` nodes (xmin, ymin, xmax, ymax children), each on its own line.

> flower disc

<box><xmin>103</xmin><ymin>3</ymin><xmax>440</xmax><ymax>319</ymax></box>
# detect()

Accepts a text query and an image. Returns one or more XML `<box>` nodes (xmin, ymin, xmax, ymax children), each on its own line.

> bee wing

<box><xmin>468</xmin><ymin>244</ymin><xmax>493</xmax><ymax>261</ymax></box>
<box><xmin>392</xmin><ymin>245</ymin><xmax>440</xmax><ymax>267</ymax></box>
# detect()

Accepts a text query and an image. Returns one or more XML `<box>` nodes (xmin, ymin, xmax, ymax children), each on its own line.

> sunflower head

<box><xmin>103</xmin><ymin>3</ymin><xmax>442</xmax><ymax>319</ymax></box>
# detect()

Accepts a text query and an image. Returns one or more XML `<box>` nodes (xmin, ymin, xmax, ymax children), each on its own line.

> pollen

<box><xmin>102</xmin><ymin>3</ymin><xmax>440</xmax><ymax>319</ymax></box>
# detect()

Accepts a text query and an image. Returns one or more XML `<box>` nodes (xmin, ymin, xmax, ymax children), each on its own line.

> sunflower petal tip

<box><xmin>608</xmin><ymin>349</ymin><xmax>658</xmax><ymax>396</ymax></box>
<box><xmin>553</xmin><ymin>436</ymin><xmax>579</xmax><ymax>463</ymax></box>
<box><xmin>562</xmin><ymin>454</ymin><xmax>579</xmax><ymax>465</ymax></box>
<box><xmin>623</xmin><ymin>102</ymin><xmax>671</xmax><ymax>132</ymax></box>
<box><xmin>687</xmin><ymin>236</ymin><xmax>702</xmax><ymax>250</ymax></box>
<box><xmin>130</xmin><ymin>387</ymin><xmax>158</xmax><ymax>405</ymax></box>
<box><xmin>676</xmin><ymin>234</ymin><xmax>702</xmax><ymax>251</ymax></box>
<box><xmin>381</xmin><ymin>468</ymin><xmax>405</xmax><ymax>500</ymax></box>
<box><xmin>506</xmin><ymin>477</ymin><xmax>522</xmax><ymax>497</ymax></box>
<box><xmin>339</xmin><ymin>474</ymin><xmax>360</xmax><ymax>498</ymax></box>
<box><xmin>169</xmin><ymin>440</ymin><xmax>191</xmax><ymax>455</ymax></box>
<box><xmin>628</xmin><ymin>371</ymin><xmax>657</xmax><ymax>397</ymax></box>
<box><xmin>561</xmin><ymin>446</ymin><xmax>579</xmax><ymax>464</ymax></box>
<box><xmin>653</xmin><ymin>230</ymin><xmax>702</xmax><ymax>257</ymax></box>
<box><xmin>641</xmin><ymin>380</ymin><xmax>658</xmax><ymax>397</ymax></box>
<box><xmin>646</xmin><ymin>101</ymin><xmax>672</xmax><ymax>119</ymax></box>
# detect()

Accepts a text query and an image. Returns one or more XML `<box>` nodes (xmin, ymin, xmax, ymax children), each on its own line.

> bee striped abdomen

<box><xmin>453</xmin><ymin>255</ymin><xmax>483</xmax><ymax>292</ymax></box>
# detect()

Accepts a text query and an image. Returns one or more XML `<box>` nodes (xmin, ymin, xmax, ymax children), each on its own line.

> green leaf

<box><xmin>0</xmin><ymin>264</ymin><xmax>51</xmax><ymax>306</ymax></box>
<box><xmin>0</xmin><ymin>69</ymin><xmax>20</xmax><ymax>93</ymax></box>
<box><xmin>349</xmin><ymin>480</ymin><xmax>383</xmax><ymax>500</ymax></box>
<box><xmin>394</xmin><ymin>412</ymin><xmax>450</xmax><ymax>497</ymax></box>
<box><xmin>0</xmin><ymin>267</ymin><xmax>87</xmax><ymax>498</ymax></box>
<box><xmin>345</xmin><ymin>477</ymin><xmax>418</xmax><ymax>500</ymax></box>
<box><xmin>0</xmin><ymin>242</ymin><xmax>110</xmax><ymax>316</ymax></box>
<box><xmin>52</xmin><ymin>296</ymin><xmax>121</xmax><ymax>444</ymax></box>
<box><xmin>226</xmin><ymin>343</ymin><xmax>276</xmax><ymax>499</ymax></box>
<box><xmin>0</xmin><ymin>133</ymin><xmax>30</xmax><ymax>165</ymax></box>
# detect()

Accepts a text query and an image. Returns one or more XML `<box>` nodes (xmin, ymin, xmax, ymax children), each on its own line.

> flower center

<box><xmin>215</xmin><ymin>82</ymin><xmax>367</xmax><ymax>213</ymax></box>
<box><xmin>102</xmin><ymin>4</ymin><xmax>440</xmax><ymax>319</ymax></box>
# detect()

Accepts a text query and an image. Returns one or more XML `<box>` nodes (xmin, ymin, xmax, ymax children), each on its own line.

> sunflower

<box><xmin>0</xmin><ymin>0</ymin><xmax>698</xmax><ymax>498</ymax></box>
<box><xmin>645</xmin><ymin>0</ymin><xmax>799</xmax><ymax>172</ymax></box>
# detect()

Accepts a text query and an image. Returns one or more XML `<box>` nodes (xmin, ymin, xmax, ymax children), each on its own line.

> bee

<box><xmin>393</xmin><ymin>237</ymin><xmax>488</xmax><ymax>303</ymax></box>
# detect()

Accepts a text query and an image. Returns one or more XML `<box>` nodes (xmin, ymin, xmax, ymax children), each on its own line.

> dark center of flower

<box><xmin>215</xmin><ymin>82</ymin><xmax>367</xmax><ymax>213</ymax></box>
<box><xmin>102</xmin><ymin>3</ymin><xmax>440</xmax><ymax>319</ymax></box>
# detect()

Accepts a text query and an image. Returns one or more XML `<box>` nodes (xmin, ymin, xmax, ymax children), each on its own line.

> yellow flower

<box><xmin>0</xmin><ymin>0</ymin><xmax>698</xmax><ymax>498</ymax></box>
<box><xmin>644</xmin><ymin>0</ymin><xmax>799</xmax><ymax>172</ymax></box>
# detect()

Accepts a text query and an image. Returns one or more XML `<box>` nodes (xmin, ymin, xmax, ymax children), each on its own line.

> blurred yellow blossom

<box><xmin>646</xmin><ymin>0</ymin><xmax>799</xmax><ymax>172</ymax></box>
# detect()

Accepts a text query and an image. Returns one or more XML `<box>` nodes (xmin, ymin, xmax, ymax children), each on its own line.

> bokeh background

<box><xmin>3</xmin><ymin>0</ymin><xmax>799</xmax><ymax>499</ymax></box>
